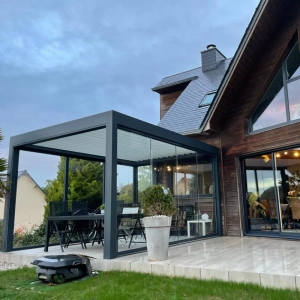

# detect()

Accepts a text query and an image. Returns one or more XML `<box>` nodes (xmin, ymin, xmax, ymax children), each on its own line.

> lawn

<box><xmin>0</xmin><ymin>267</ymin><xmax>299</xmax><ymax>300</ymax></box>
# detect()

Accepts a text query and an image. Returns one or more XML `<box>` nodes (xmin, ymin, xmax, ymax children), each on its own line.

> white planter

<box><xmin>143</xmin><ymin>216</ymin><xmax>172</xmax><ymax>261</ymax></box>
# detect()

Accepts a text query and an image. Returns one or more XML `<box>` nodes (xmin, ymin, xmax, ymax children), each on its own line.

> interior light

<box><xmin>154</xmin><ymin>167</ymin><xmax>157</xmax><ymax>170</ymax></box>
<box><xmin>262</xmin><ymin>155</ymin><xmax>270</xmax><ymax>163</ymax></box>
<box><xmin>284</xmin><ymin>151</ymin><xmax>288</xmax><ymax>155</ymax></box>
<box><xmin>294</xmin><ymin>152</ymin><xmax>299</xmax><ymax>157</ymax></box>
<box><xmin>276</xmin><ymin>153</ymin><xmax>281</xmax><ymax>158</ymax></box>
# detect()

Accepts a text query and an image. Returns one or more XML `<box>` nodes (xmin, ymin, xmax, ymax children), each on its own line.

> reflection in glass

<box><xmin>13</xmin><ymin>151</ymin><xmax>60</xmax><ymax>248</ymax></box>
<box><xmin>252</xmin><ymin>68</ymin><xmax>286</xmax><ymax>131</ymax></box>
<box><xmin>286</xmin><ymin>41</ymin><xmax>300</xmax><ymax>80</ymax></box>
<box><xmin>288</xmin><ymin>79</ymin><xmax>300</xmax><ymax>121</ymax></box>
<box><xmin>244</xmin><ymin>154</ymin><xmax>274</xmax><ymax>231</ymax></box>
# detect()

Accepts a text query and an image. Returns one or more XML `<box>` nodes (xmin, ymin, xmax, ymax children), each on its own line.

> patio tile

<box><xmin>229</xmin><ymin>270</ymin><xmax>261</xmax><ymax>285</ymax></box>
<box><xmin>174</xmin><ymin>266</ymin><xmax>200</xmax><ymax>279</ymax></box>
<box><xmin>151</xmin><ymin>263</ymin><xmax>175</xmax><ymax>277</ymax></box>
<box><xmin>200</xmin><ymin>268</ymin><xmax>229</xmax><ymax>281</ymax></box>
<box><xmin>3</xmin><ymin>236</ymin><xmax>300</xmax><ymax>290</ymax></box>
<box><xmin>260</xmin><ymin>273</ymin><xmax>296</xmax><ymax>290</ymax></box>
<box><xmin>130</xmin><ymin>261</ymin><xmax>152</xmax><ymax>274</ymax></box>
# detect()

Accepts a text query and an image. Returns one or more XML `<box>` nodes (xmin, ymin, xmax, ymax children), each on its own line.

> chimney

<box><xmin>201</xmin><ymin>44</ymin><xmax>226</xmax><ymax>72</ymax></box>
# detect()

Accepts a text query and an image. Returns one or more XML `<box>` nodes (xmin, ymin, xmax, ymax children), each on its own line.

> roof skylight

<box><xmin>199</xmin><ymin>92</ymin><xmax>216</xmax><ymax>107</ymax></box>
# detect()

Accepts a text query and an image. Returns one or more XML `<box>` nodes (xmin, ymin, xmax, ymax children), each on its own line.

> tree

<box><xmin>44</xmin><ymin>157</ymin><xmax>103</xmax><ymax>218</ymax></box>
<box><xmin>0</xmin><ymin>128</ymin><xmax>8</xmax><ymax>198</ymax></box>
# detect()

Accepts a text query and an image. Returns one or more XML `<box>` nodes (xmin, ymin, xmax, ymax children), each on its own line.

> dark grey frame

<box><xmin>2</xmin><ymin>110</ymin><xmax>221</xmax><ymax>259</ymax></box>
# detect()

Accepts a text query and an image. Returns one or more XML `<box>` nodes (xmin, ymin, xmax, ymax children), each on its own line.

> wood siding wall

<box><xmin>193</xmin><ymin>2</ymin><xmax>300</xmax><ymax>236</ymax></box>
<box><xmin>160</xmin><ymin>89</ymin><xmax>184</xmax><ymax>119</ymax></box>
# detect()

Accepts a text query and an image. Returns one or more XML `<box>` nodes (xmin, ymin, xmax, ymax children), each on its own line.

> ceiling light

<box><xmin>262</xmin><ymin>155</ymin><xmax>270</xmax><ymax>163</ymax></box>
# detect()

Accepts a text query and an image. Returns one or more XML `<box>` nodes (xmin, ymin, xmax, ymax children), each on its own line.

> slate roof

<box><xmin>153</xmin><ymin>58</ymin><xmax>232</xmax><ymax>134</ymax></box>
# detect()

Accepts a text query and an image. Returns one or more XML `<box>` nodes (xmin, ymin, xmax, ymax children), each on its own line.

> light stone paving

<box><xmin>1</xmin><ymin>236</ymin><xmax>300</xmax><ymax>290</ymax></box>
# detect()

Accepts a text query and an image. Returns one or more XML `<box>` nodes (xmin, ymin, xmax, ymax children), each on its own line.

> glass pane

<box><xmin>67</xmin><ymin>158</ymin><xmax>103</xmax><ymax>212</ymax></box>
<box><xmin>117</xmin><ymin>165</ymin><xmax>133</xmax><ymax>208</ymax></box>
<box><xmin>286</xmin><ymin>41</ymin><xmax>300</xmax><ymax>80</ymax></box>
<box><xmin>252</xmin><ymin>68</ymin><xmax>287</xmax><ymax>131</ymax></box>
<box><xmin>200</xmin><ymin>93</ymin><xmax>215</xmax><ymax>106</ymax></box>
<box><xmin>174</xmin><ymin>149</ymin><xmax>197</xmax><ymax>241</ymax></box>
<box><xmin>275</xmin><ymin>149</ymin><xmax>300</xmax><ymax>233</ymax></box>
<box><xmin>13</xmin><ymin>151</ymin><xmax>60</xmax><ymax>248</ymax></box>
<box><xmin>287</xmin><ymin>79</ymin><xmax>300</xmax><ymax>121</ymax></box>
<box><xmin>244</xmin><ymin>154</ymin><xmax>275</xmax><ymax>232</ymax></box>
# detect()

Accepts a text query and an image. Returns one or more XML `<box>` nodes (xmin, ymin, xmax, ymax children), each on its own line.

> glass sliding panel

<box><xmin>274</xmin><ymin>149</ymin><xmax>300</xmax><ymax>233</ymax></box>
<box><xmin>287</xmin><ymin>79</ymin><xmax>300</xmax><ymax>121</ymax></box>
<box><xmin>117</xmin><ymin>165</ymin><xmax>133</xmax><ymax>209</ymax></box>
<box><xmin>244</xmin><ymin>154</ymin><xmax>275</xmax><ymax>232</ymax></box>
<box><xmin>174</xmin><ymin>148</ymin><xmax>197</xmax><ymax>241</ymax></box>
<box><xmin>117</xmin><ymin>129</ymin><xmax>150</xmax><ymax>252</ymax></box>
<box><xmin>252</xmin><ymin>68</ymin><xmax>286</xmax><ymax>131</ymax></box>
<box><xmin>194</xmin><ymin>155</ymin><xmax>215</xmax><ymax>237</ymax></box>
<box><xmin>137</xmin><ymin>165</ymin><xmax>151</xmax><ymax>204</ymax></box>
<box><xmin>67</xmin><ymin>158</ymin><xmax>103</xmax><ymax>212</ymax></box>
<box><xmin>13</xmin><ymin>151</ymin><xmax>60</xmax><ymax>248</ymax></box>
<box><xmin>286</xmin><ymin>41</ymin><xmax>300</xmax><ymax>80</ymax></box>
<box><xmin>150</xmin><ymin>139</ymin><xmax>178</xmax><ymax>240</ymax></box>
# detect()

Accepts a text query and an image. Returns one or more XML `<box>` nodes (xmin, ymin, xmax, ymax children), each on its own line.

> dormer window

<box><xmin>199</xmin><ymin>92</ymin><xmax>216</xmax><ymax>107</ymax></box>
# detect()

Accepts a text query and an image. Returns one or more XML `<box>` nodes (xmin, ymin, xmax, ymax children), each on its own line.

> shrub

<box><xmin>141</xmin><ymin>184</ymin><xmax>177</xmax><ymax>217</ymax></box>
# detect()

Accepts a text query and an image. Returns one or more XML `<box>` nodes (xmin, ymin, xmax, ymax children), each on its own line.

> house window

<box><xmin>199</xmin><ymin>92</ymin><xmax>216</xmax><ymax>107</ymax></box>
<box><xmin>250</xmin><ymin>40</ymin><xmax>300</xmax><ymax>132</ymax></box>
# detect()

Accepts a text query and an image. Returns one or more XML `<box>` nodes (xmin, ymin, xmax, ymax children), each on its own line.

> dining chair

<box><xmin>65</xmin><ymin>201</ymin><xmax>90</xmax><ymax>249</ymax></box>
<box><xmin>49</xmin><ymin>201</ymin><xmax>69</xmax><ymax>252</ymax></box>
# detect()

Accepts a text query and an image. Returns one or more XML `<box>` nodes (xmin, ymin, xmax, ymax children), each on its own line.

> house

<box><xmin>0</xmin><ymin>170</ymin><xmax>46</xmax><ymax>230</ymax></box>
<box><xmin>153</xmin><ymin>0</ymin><xmax>300</xmax><ymax>238</ymax></box>
<box><xmin>2</xmin><ymin>0</ymin><xmax>300</xmax><ymax>258</ymax></box>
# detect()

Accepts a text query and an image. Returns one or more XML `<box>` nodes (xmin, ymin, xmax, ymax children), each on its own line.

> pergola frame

<box><xmin>2</xmin><ymin>110</ymin><xmax>221</xmax><ymax>259</ymax></box>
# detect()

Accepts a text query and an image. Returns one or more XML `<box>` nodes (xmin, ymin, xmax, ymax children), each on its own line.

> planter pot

<box><xmin>143</xmin><ymin>216</ymin><xmax>172</xmax><ymax>261</ymax></box>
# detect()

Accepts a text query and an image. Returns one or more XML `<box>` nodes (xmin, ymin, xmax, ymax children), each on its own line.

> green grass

<box><xmin>0</xmin><ymin>267</ymin><xmax>299</xmax><ymax>300</ymax></box>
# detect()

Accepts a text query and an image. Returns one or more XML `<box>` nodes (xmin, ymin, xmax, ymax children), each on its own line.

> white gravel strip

<box><xmin>0</xmin><ymin>262</ymin><xmax>24</xmax><ymax>271</ymax></box>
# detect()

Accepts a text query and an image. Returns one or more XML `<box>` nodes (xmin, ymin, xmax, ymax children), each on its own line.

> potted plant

<box><xmin>246</xmin><ymin>192</ymin><xmax>266</xmax><ymax>229</ymax></box>
<box><xmin>141</xmin><ymin>184</ymin><xmax>177</xmax><ymax>261</ymax></box>
<box><xmin>100</xmin><ymin>204</ymin><xmax>105</xmax><ymax>214</ymax></box>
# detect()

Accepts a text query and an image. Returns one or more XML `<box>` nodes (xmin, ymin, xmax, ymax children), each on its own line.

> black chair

<box><xmin>49</xmin><ymin>201</ymin><xmax>69</xmax><ymax>252</ymax></box>
<box><xmin>65</xmin><ymin>201</ymin><xmax>90</xmax><ymax>249</ymax></box>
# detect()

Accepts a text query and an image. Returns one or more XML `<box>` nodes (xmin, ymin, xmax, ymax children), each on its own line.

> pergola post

<box><xmin>2</xmin><ymin>146</ymin><xmax>19</xmax><ymax>252</ymax></box>
<box><xmin>103</xmin><ymin>112</ymin><xmax>118</xmax><ymax>259</ymax></box>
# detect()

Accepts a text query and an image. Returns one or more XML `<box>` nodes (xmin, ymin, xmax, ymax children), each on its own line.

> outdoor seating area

<box><xmin>2</xmin><ymin>111</ymin><xmax>220</xmax><ymax>259</ymax></box>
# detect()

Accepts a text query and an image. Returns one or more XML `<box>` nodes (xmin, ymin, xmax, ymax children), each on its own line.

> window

<box><xmin>199</xmin><ymin>92</ymin><xmax>216</xmax><ymax>107</ymax></box>
<box><xmin>250</xmin><ymin>40</ymin><xmax>300</xmax><ymax>132</ymax></box>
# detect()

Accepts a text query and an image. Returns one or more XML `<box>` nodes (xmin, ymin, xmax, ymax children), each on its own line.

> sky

<box><xmin>0</xmin><ymin>0</ymin><xmax>260</xmax><ymax>187</ymax></box>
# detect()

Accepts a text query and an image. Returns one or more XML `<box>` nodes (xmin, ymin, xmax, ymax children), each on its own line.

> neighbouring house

<box><xmin>2</xmin><ymin>0</ymin><xmax>300</xmax><ymax>258</ymax></box>
<box><xmin>0</xmin><ymin>170</ymin><xmax>46</xmax><ymax>230</ymax></box>
<box><xmin>153</xmin><ymin>0</ymin><xmax>300</xmax><ymax>238</ymax></box>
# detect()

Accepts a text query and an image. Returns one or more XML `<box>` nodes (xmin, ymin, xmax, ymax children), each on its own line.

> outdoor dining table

<box><xmin>44</xmin><ymin>214</ymin><xmax>105</xmax><ymax>252</ymax></box>
<box><xmin>44</xmin><ymin>213</ymin><xmax>145</xmax><ymax>252</ymax></box>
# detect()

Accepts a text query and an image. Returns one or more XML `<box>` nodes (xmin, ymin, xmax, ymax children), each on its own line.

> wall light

<box><xmin>294</xmin><ymin>152</ymin><xmax>299</xmax><ymax>157</ymax></box>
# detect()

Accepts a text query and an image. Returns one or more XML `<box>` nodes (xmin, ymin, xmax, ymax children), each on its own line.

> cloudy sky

<box><xmin>0</xmin><ymin>0</ymin><xmax>260</xmax><ymax>186</ymax></box>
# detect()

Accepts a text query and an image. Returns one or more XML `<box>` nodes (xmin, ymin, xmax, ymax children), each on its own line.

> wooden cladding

<box><xmin>160</xmin><ymin>89</ymin><xmax>184</xmax><ymax>119</ymax></box>
<box><xmin>193</xmin><ymin>1</ymin><xmax>300</xmax><ymax>237</ymax></box>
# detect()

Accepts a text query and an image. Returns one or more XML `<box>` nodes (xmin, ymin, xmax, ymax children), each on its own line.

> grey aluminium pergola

<box><xmin>2</xmin><ymin>110</ymin><xmax>221</xmax><ymax>259</ymax></box>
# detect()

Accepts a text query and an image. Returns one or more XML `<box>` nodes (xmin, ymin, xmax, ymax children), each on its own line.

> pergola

<box><xmin>2</xmin><ymin>110</ymin><xmax>221</xmax><ymax>259</ymax></box>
